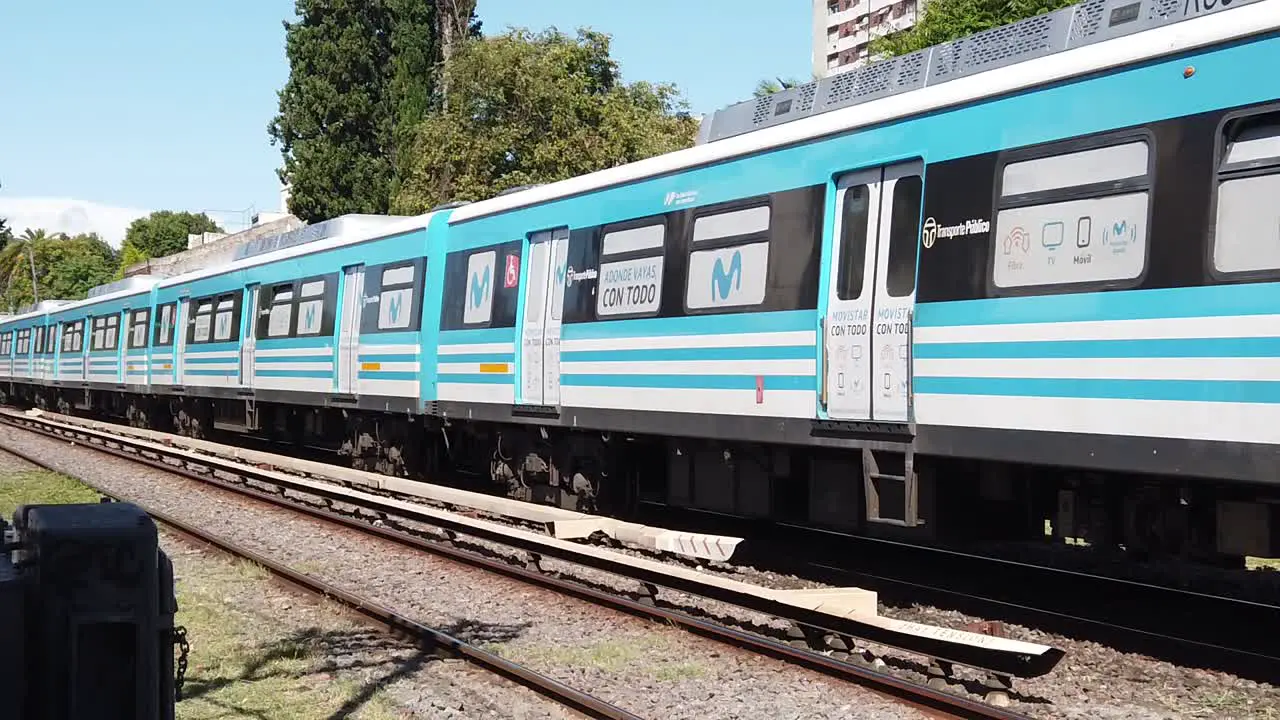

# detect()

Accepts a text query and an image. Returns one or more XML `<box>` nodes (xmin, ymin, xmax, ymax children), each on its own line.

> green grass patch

<box><xmin>0</xmin><ymin>467</ymin><xmax>408</xmax><ymax>719</ymax></box>
<box><xmin>0</xmin><ymin>469</ymin><xmax>101</xmax><ymax>519</ymax></box>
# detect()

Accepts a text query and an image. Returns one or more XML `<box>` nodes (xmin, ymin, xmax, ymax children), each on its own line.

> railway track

<box><xmin>0</xmin><ymin>440</ymin><xmax>639</xmax><ymax>720</ymax></box>
<box><xmin>0</xmin><ymin>408</ymin><xmax>1050</xmax><ymax>720</ymax></box>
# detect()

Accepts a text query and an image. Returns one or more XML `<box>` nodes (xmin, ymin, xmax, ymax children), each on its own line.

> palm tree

<box><xmin>0</xmin><ymin>228</ymin><xmax>47</xmax><ymax>309</ymax></box>
<box><xmin>753</xmin><ymin>77</ymin><xmax>803</xmax><ymax>98</ymax></box>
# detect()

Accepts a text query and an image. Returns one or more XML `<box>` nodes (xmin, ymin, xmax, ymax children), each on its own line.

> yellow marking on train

<box><xmin>161</xmin><ymin>364</ymin><xmax>172</xmax><ymax>370</ymax></box>
<box><xmin>361</xmin><ymin>362</ymin><xmax>382</xmax><ymax>371</ymax></box>
<box><xmin>479</xmin><ymin>363</ymin><xmax>510</xmax><ymax>374</ymax></box>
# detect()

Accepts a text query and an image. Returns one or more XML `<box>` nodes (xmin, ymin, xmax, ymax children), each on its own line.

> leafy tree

<box><xmin>871</xmin><ymin>0</ymin><xmax>1075</xmax><ymax>57</ymax></box>
<box><xmin>393</xmin><ymin>28</ymin><xmax>700</xmax><ymax>213</ymax></box>
<box><xmin>1</xmin><ymin>231</ymin><xmax>117</xmax><ymax>309</ymax></box>
<box><xmin>122</xmin><ymin>210</ymin><xmax>222</xmax><ymax>260</ymax></box>
<box><xmin>269</xmin><ymin>0</ymin><xmax>480</xmax><ymax>223</ymax></box>
<box><xmin>115</xmin><ymin>241</ymin><xmax>152</xmax><ymax>280</ymax></box>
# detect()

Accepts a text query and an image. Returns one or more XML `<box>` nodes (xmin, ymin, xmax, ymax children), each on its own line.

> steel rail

<box><xmin>0</xmin><ymin>412</ymin><xmax>1039</xmax><ymax>720</ymax></box>
<box><xmin>0</xmin><ymin>435</ymin><xmax>643</xmax><ymax>720</ymax></box>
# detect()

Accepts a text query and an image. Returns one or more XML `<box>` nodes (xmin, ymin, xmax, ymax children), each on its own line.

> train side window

<box><xmin>836</xmin><ymin>185</ymin><xmax>871</xmax><ymax>300</ymax></box>
<box><xmin>71</xmin><ymin>321</ymin><xmax>84</xmax><ymax>352</ymax></box>
<box><xmin>34</xmin><ymin>326</ymin><xmax>44</xmax><ymax>355</ymax></box>
<box><xmin>17</xmin><ymin>330</ymin><xmax>29</xmax><ymax>354</ymax></box>
<box><xmin>191</xmin><ymin>301</ymin><xmax>214</xmax><ymax>343</ymax></box>
<box><xmin>127</xmin><ymin>310</ymin><xmax>148</xmax><ymax>349</ymax></box>
<box><xmin>377</xmin><ymin>265</ymin><xmax>415</xmax><ymax>331</ymax></box>
<box><xmin>885</xmin><ymin>177</ymin><xmax>922</xmax><ymax>298</ymax></box>
<box><xmin>596</xmin><ymin>222</ymin><xmax>665</xmax><ymax>318</ymax></box>
<box><xmin>0</xmin><ymin>332</ymin><xmax>9</xmax><ymax>355</ymax></box>
<box><xmin>992</xmin><ymin>138</ymin><xmax>1150</xmax><ymax>291</ymax></box>
<box><xmin>462</xmin><ymin>251</ymin><xmax>496</xmax><ymax>325</ymax></box>
<box><xmin>90</xmin><ymin>317</ymin><xmax>106</xmax><ymax>351</ymax></box>
<box><xmin>104</xmin><ymin>314</ymin><xmax>120</xmax><ymax>350</ymax></box>
<box><xmin>296</xmin><ymin>279</ymin><xmax>327</xmax><ymax>335</ymax></box>
<box><xmin>154</xmin><ymin>303</ymin><xmax>177</xmax><ymax>347</ymax></box>
<box><xmin>213</xmin><ymin>295</ymin><xmax>238</xmax><ymax>341</ymax></box>
<box><xmin>1212</xmin><ymin>113</ymin><xmax>1280</xmax><ymax>274</ymax></box>
<box><xmin>685</xmin><ymin>201</ymin><xmax>771</xmax><ymax>311</ymax></box>
<box><xmin>263</xmin><ymin>283</ymin><xmax>294</xmax><ymax>338</ymax></box>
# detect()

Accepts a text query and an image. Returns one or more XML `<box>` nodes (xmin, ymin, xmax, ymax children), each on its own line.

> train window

<box><xmin>296</xmin><ymin>279</ymin><xmax>326</xmax><ymax>335</ymax></box>
<box><xmin>127</xmin><ymin>310</ymin><xmax>149</xmax><ymax>349</ymax></box>
<box><xmin>213</xmin><ymin>298</ymin><xmax>236</xmax><ymax>341</ymax></box>
<box><xmin>836</xmin><ymin>185</ymin><xmax>871</xmax><ymax>301</ymax></box>
<box><xmin>192</xmin><ymin>301</ymin><xmax>213</xmax><ymax>343</ymax></box>
<box><xmin>264</xmin><ymin>284</ymin><xmax>294</xmax><ymax>338</ymax></box>
<box><xmin>18</xmin><ymin>330</ymin><xmax>30</xmax><ymax>355</ymax></box>
<box><xmin>886</xmin><ymin>177</ymin><xmax>923</xmax><ymax>297</ymax></box>
<box><xmin>105</xmin><ymin>315</ymin><xmax>119</xmax><ymax>350</ymax></box>
<box><xmin>34</xmin><ymin>326</ymin><xmax>44</xmax><ymax>355</ymax></box>
<box><xmin>597</xmin><ymin>222</ymin><xmax>665</xmax><ymax>319</ymax></box>
<box><xmin>374</xmin><ymin>266</ymin><xmax>412</xmax><ymax>331</ymax></box>
<box><xmin>462</xmin><ymin>251</ymin><xmax>496</xmax><ymax>325</ymax></box>
<box><xmin>154</xmin><ymin>303</ymin><xmax>176</xmax><ymax>347</ymax></box>
<box><xmin>686</xmin><ymin>202</ymin><xmax>771</xmax><ymax>311</ymax></box>
<box><xmin>0</xmin><ymin>332</ymin><xmax>8</xmax><ymax>356</ymax></box>
<box><xmin>992</xmin><ymin>138</ymin><xmax>1150</xmax><ymax>291</ymax></box>
<box><xmin>1213</xmin><ymin>114</ymin><xmax>1280</xmax><ymax>274</ymax></box>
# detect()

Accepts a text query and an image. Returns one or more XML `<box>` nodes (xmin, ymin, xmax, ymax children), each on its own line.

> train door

<box><xmin>174</xmin><ymin>298</ymin><xmax>189</xmax><ymax>384</ymax></box>
<box><xmin>336</xmin><ymin>264</ymin><xmax>365</xmax><ymax>394</ymax></box>
<box><xmin>240</xmin><ymin>284</ymin><xmax>258</xmax><ymax>388</ymax></box>
<box><xmin>822</xmin><ymin>160</ymin><xmax>923</xmax><ymax>423</ymax></box>
<box><xmin>518</xmin><ymin>228</ymin><xmax>569</xmax><ymax>406</ymax></box>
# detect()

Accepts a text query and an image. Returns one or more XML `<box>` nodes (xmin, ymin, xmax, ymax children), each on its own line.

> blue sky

<box><xmin>0</xmin><ymin>1</ymin><xmax>811</xmax><ymax>246</ymax></box>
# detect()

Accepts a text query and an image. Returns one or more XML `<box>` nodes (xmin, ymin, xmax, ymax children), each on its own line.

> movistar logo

<box><xmin>387</xmin><ymin>294</ymin><xmax>401</xmax><ymax>324</ymax></box>
<box><xmin>711</xmin><ymin>251</ymin><xmax>743</xmax><ymax>302</ymax></box>
<box><xmin>555</xmin><ymin>263</ymin><xmax>566</xmax><ymax>285</ymax></box>
<box><xmin>469</xmin><ymin>266</ymin><xmax>491</xmax><ymax>308</ymax></box>
<box><xmin>304</xmin><ymin>304</ymin><xmax>317</xmax><ymax>329</ymax></box>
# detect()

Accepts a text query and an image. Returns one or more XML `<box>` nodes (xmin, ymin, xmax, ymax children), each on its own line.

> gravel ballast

<box><xmin>0</xmin><ymin>426</ymin><xmax>931</xmax><ymax>720</ymax></box>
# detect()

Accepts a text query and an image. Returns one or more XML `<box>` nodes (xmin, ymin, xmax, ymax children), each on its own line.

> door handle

<box><xmin>819</xmin><ymin>317</ymin><xmax>828</xmax><ymax>410</ymax></box>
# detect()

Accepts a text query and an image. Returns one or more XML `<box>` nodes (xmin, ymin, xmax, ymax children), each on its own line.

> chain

<box><xmin>172</xmin><ymin>626</ymin><xmax>190</xmax><ymax>701</ymax></box>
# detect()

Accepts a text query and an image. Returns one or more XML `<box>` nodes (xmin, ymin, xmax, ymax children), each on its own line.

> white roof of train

<box><xmin>448</xmin><ymin>0</ymin><xmax>1278</xmax><ymax>224</ymax></box>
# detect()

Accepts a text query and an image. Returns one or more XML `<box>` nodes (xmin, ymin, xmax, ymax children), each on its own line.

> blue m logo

<box><xmin>386</xmin><ymin>294</ymin><xmax>401</xmax><ymax>324</ymax></box>
<box><xmin>555</xmin><ymin>263</ymin><xmax>566</xmax><ymax>285</ymax></box>
<box><xmin>304</xmin><ymin>304</ymin><xmax>317</xmax><ymax>329</ymax></box>
<box><xmin>710</xmin><ymin>251</ymin><xmax>743</xmax><ymax>302</ymax></box>
<box><xmin>469</xmin><ymin>266</ymin><xmax>491</xmax><ymax>308</ymax></box>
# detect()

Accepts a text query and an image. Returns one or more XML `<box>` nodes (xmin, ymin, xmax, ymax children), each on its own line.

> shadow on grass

<box><xmin>180</xmin><ymin>619</ymin><xmax>532</xmax><ymax>719</ymax></box>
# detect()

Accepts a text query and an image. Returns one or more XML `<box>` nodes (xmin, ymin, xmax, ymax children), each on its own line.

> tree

<box><xmin>392</xmin><ymin>28</ymin><xmax>700</xmax><ymax>213</ymax></box>
<box><xmin>269</xmin><ymin>0</ymin><xmax>481</xmax><ymax>223</ymax></box>
<box><xmin>115</xmin><ymin>241</ymin><xmax>151</xmax><ymax>280</ymax></box>
<box><xmin>0</xmin><ymin>230</ymin><xmax>117</xmax><ymax>310</ymax></box>
<box><xmin>121</xmin><ymin>210</ymin><xmax>222</xmax><ymax>260</ymax></box>
<box><xmin>871</xmin><ymin>0</ymin><xmax>1076</xmax><ymax>57</ymax></box>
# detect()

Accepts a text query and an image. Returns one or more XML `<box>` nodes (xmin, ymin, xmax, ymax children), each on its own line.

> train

<box><xmin>3</xmin><ymin>0</ymin><xmax>1278</xmax><ymax>567</ymax></box>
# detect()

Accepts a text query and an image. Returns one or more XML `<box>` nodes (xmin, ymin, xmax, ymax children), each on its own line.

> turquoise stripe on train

<box><xmin>560</xmin><ymin>374</ymin><xmax>813</xmax><ymax>391</ymax></box>
<box><xmin>916</xmin><ymin>283</ymin><xmax>1280</xmax><ymax>327</ymax></box>
<box><xmin>562</xmin><ymin>345</ymin><xmax>813</xmax><ymax>363</ymax></box>
<box><xmin>915</xmin><ymin>376</ymin><xmax>1280</xmax><ymax>404</ymax></box>
<box><xmin>562</xmin><ymin>310</ymin><xmax>812</xmax><ymax>340</ymax></box>
<box><xmin>917</xmin><ymin>337</ymin><xmax>1280</xmax><ymax>359</ymax></box>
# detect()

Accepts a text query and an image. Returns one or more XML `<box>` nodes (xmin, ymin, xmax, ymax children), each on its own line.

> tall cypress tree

<box><xmin>269</xmin><ymin>1</ymin><xmax>479</xmax><ymax>224</ymax></box>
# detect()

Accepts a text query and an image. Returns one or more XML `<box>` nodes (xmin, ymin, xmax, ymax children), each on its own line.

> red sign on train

<box><xmin>504</xmin><ymin>254</ymin><xmax>520</xmax><ymax>288</ymax></box>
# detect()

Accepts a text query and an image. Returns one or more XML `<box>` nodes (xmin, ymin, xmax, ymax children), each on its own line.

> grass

<box><xmin>0</xmin><ymin>469</ymin><xmax>102</xmax><ymax>517</ymax></box>
<box><xmin>0</xmin><ymin>468</ymin><xmax>411</xmax><ymax>719</ymax></box>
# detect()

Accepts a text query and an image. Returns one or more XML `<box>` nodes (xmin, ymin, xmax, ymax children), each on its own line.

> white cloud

<box><xmin>0</xmin><ymin>197</ymin><xmax>151</xmax><ymax>248</ymax></box>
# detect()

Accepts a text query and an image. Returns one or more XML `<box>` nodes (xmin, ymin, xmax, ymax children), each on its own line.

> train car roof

<box><xmin>155</xmin><ymin>212</ymin><xmax>436</xmax><ymax>290</ymax></box>
<box><xmin>448</xmin><ymin>0</ymin><xmax>1275</xmax><ymax>225</ymax></box>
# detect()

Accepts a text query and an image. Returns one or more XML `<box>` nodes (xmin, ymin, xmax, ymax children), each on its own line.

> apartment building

<box><xmin>812</xmin><ymin>0</ymin><xmax>922</xmax><ymax>77</ymax></box>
